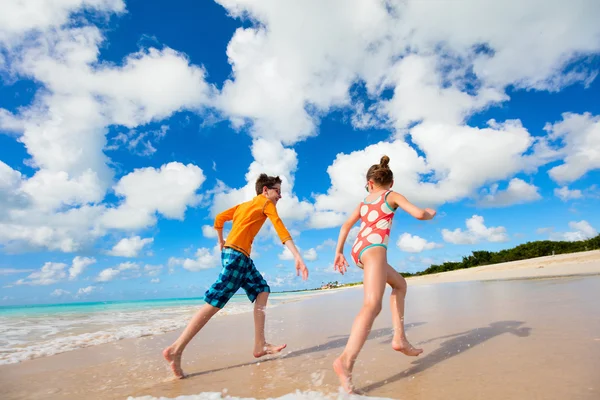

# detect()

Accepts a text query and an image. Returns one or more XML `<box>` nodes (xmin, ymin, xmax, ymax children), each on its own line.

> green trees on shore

<box><xmin>401</xmin><ymin>235</ymin><xmax>600</xmax><ymax>277</ymax></box>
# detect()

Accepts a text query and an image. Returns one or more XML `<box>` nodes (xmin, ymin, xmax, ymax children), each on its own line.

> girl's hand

<box><xmin>334</xmin><ymin>252</ymin><xmax>349</xmax><ymax>275</ymax></box>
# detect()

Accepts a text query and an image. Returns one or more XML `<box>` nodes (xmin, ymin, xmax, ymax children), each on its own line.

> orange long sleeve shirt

<box><xmin>214</xmin><ymin>195</ymin><xmax>292</xmax><ymax>257</ymax></box>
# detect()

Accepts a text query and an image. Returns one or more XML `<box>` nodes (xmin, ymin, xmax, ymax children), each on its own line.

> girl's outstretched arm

<box><xmin>387</xmin><ymin>192</ymin><xmax>436</xmax><ymax>220</ymax></box>
<box><xmin>334</xmin><ymin>205</ymin><xmax>361</xmax><ymax>274</ymax></box>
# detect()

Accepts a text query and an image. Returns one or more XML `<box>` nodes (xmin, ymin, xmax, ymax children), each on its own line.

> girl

<box><xmin>332</xmin><ymin>155</ymin><xmax>436</xmax><ymax>393</ymax></box>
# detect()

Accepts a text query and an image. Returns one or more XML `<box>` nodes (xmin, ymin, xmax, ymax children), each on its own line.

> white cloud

<box><xmin>77</xmin><ymin>285</ymin><xmax>96</xmax><ymax>295</ymax></box>
<box><xmin>278</xmin><ymin>246</ymin><xmax>296</xmax><ymax>261</ymax></box>
<box><xmin>0</xmin><ymin>161</ymin><xmax>28</xmax><ymax>211</ymax></box>
<box><xmin>15</xmin><ymin>262</ymin><xmax>68</xmax><ymax>286</ymax></box>
<box><xmin>0</xmin><ymin>0</ymin><xmax>126</xmax><ymax>45</ymax></box>
<box><xmin>545</xmin><ymin>113</ymin><xmax>600</xmax><ymax>183</ymax></box>
<box><xmin>144</xmin><ymin>264</ymin><xmax>163</xmax><ymax>277</ymax></box>
<box><xmin>96</xmin><ymin>268</ymin><xmax>120</xmax><ymax>282</ymax></box>
<box><xmin>210</xmin><ymin>138</ymin><xmax>314</xmax><ymax>224</ymax></box>
<box><xmin>537</xmin><ymin>227</ymin><xmax>554</xmax><ymax>235</ymax></box>
<box><xmin>554</xmin><ymin>186</ymin><xmax>584</xmax><ymax>201</ymax></box>
<box><xmin>69</xmin><ymin>256</ymin><xmax>96</xmax><ymax>280</ymax></box>
<box><xmin>397</xmin><ymin>233</ymin><xmax>442</xmax><ymax>253</ymax></box>
<box><xmin>0</xmin><ymin>202</ymin><xmax>110</xmax><ymax>253</ymax></box>
<box><xmin>478</xmin><ymin>178</ymin><xmax>542</xmax><ymax>207</ymax></box>
<box><xmin>303</xmin><ymin>248</ymin><xmax>318</xmax><ymax>261</ymax></box>
<box><xmin>550</xmin><ymin>220</ymin><xmax>598</xmax><ymax>242</ymax></box>
<box><xmin>316</xmin><ymin>239</ymin><xmax>336</xmax><ymax>251</ymax></box>
<box><xmin>0</xmin><ymin>0</ymin><xmax>213</xmax><ymax>253</ymax></box>
<box><xmin>51</xmin><ymin>288</ymin><xmax>71</xmax><ymax>297</ymax></box>
<box><xmin>117</xmin><ymin>261</ymin><xmax>139</xmax><ymax>271</ymax></box>
<box><xmin>216</xmin><ymin>0</ymin><xmax>379</xmax><ymax>144</ymax></box>
<box><xmin>168</xmin><ymin>245</ymin><xmax>221</xmax><ymax>272</ymax></box>
<box><xmin>102</xmin><ymin>162</ymin><xmax>205</xmax><ymax>230</ymax></box>
<box><xmin>201</xmin><ymin>225</ymin><xmax>218</xmax><ymax>238</ymax></box>
<box><xmin>95</xmin><ymin>261</ymin><xmax>139</xmax><ymax>282</ymax></box>
<box><xmin>216</xmin><ymin>0</ymin><xmax>600</xmax><ymax>142</ymax></box>
<box><xmin>311</xmin><ymin>120</ymin><xmax>546</xmax><ymax>228</ymax></box>
<box><xmin>442</xmin><ymin>215</ymin><xmax>509</xmax><ymax>244</ymax></box>
<box><xmin>308</xmin><ymin>211</ymin><xmax>347</xmax><ymax>230</ymax></box>
<box><xmin>380</xmin><ymin>54</ymin><xmax>506</xmax><ymax>132</ymax></box>
<box><xmin>11</xmin><ymin>256</ymin><xmax>95</xmax><ymax>285</ymax></box>
<box><xmin>18</xmin><ymin>169</ymin><xmax>105</xmax><ymax>212</ymax></box>
<box><xmin>107</xmin><ymin>236</ymin><xmax>154</xmax><ymax>257</ymax></box>
<box><xmin>0</xmin><ymin>268</ymin><xmax>34</xmax><ymax>275</ymax></box>
<box><xmin>150</xmin><ymin>278</ymin><xmax>160</xmax><ymax>284</ymax></box>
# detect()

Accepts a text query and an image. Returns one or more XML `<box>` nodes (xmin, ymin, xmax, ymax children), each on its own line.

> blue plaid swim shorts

<box><xmin>203</xmin><ymin>247</ymin><xmax>270</xmax><ymax>309</ymax></box>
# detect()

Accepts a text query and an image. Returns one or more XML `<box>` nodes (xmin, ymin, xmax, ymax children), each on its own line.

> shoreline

<box><xmin>300</xmin><ymin>249</ymin><xmax>600</xmax><ymax>291</ymax></box>
<box><xmin>1</xmin><ymin>250</ymin><xmax>599</xmax><ymax>399</ymax></box>
<box><xmin>2</xmin><ymin>270</ymin><xmax>598</xmax><ymax>399</ymax></box>
<box><xmin>405</xmin><ymin>249</ymin><xmax>600</xmax><ymax>285</ymax></box>
<box><xmin>2</xmin><ymin>251</ymin><xmax>598</xmax><ymax>365</ymax></box>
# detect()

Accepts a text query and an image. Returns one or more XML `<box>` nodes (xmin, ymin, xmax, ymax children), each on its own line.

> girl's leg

<box><xmin>386</xmin><ymin>265</ymin><xmax>423</xmax><ymax>356</ymax></box>
<box><xmin>333</xmin><ymin>247</ymin><xmax>388</xmax><ymax>393</ymax></box>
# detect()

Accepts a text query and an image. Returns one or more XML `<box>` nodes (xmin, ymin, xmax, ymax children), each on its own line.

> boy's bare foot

<box><xmin>253</xmin><ymin>343</ymin><xmax>287</xmax><ymax>358</ymax></box>
<box><xmin>333</xmin><ymin>356</ymin><xmax>354</xmax><ymax>394</ymax></box>
<box><xmin>392</xmin><ymin>336</ymin><xmax>423</xmax><ymax>356</ymax></box>
<box><xmin>162</xmin><ymin>346</ymin><xmax>185</xmax><ymax>379</ymax></box>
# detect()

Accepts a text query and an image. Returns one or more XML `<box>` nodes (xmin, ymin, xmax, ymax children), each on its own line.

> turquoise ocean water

<box><xmin>0</xmin><ymin>291</ymin><xmax>319</xmax><ymax>365</ymax></box>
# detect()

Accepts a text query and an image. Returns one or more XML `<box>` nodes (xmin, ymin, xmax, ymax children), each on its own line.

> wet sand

<box><xmin>1</xmin><ymin>252</ymin><xmax>599</xmax><ymax>399</ymax></box>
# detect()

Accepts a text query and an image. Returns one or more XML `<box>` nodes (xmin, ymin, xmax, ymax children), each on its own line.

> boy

<box><xmin>163</xmin><ymin>174</ymin><xmax>309</xmax><ymax>378</ymax></box>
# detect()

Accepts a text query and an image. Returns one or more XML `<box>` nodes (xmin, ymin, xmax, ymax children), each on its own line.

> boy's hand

<box><xmin>218</xmin><ymin>239</ymin><xmax>225</xmax><ymax>251</ymax></box>
<box><xmin>295</xmin><ymin>257</ymin><xmax>309</xmax><ymax>280</ymax></box>
<box><xmin>334</xmin><ymin>252</ymin><xmax>348</xmax><ymax>275</ymax></box>
<box><xmin>424</xmin><ymin>208</ymin><xmax>437</xmax><ymax>220</ymax></box>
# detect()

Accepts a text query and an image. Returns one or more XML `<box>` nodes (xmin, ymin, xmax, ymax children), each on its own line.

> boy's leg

<box><xmin>386</xmin><ymin>265</ymin><xmax>423</xmax><ymax>356</ymax></box>
<box><xmin>163</xmin><ymin>303</ymin><xmax>220</xmax><ymax>378</ymax></box>
<box><xmin>252</xmin><ymin>292</ymin><xmax>286</xmax><ymax>357</ymax></box>
<box><xmin>242</xmin><ymin>260</ymin><xmax>286</xmax><ymax>358</ymax></box>
<box><xmin>333</xmin><ymin>247</ymin><xmax>387</xmax><ymax>393</ymax></box>
<box><xmin>163</xmin><ymin>249</ymin><xmax>244</xmax><ymax>378</ymax></box>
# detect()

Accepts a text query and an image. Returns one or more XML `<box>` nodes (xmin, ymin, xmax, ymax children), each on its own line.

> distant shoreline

<box><xmin>297</xmin><ymin>247</ymin><xmax>600</xmax><ymax>292</ymax></box>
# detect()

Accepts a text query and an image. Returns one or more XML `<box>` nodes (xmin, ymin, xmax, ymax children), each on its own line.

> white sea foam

<box><xmin>0</xmin><ymin>291</ymin><xmax>330</xmax><ymax>365</ymax></box>
<box><xmin>0</xmin><ymin>302</ymin><xmax>255</xmax><ymax>365</ymax></box>
<box><xmin>128</xmin><ymin>390</ymin><xmax>394</xmax><ymax>400</ymax></box>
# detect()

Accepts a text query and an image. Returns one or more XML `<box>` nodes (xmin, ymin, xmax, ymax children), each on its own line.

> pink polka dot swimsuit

<box><xmin>351</xmin><ymin>190</ymin><xmax>396</xmax><ymax>268</ymax></box>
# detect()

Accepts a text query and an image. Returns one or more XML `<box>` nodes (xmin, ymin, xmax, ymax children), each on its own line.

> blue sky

<box><xmin>0</xmin><ymin>0</ymin><xmax>599</xmax><ymax>306</ymax></box>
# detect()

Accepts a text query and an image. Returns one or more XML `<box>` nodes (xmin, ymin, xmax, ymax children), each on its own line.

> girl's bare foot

<box><xmin>392</xmin><ymin>336</ymin><xmax>423</xmax><ymax>356</ymax></box>
<box><xmin>253</xmin><ymin>343</ymin><xmax>287</xmax><ymax>358</ymax></box>
<box><xmin>333</xmin><ymin>355</ymin><xmax>354</xmax><ymax>394</ymax></box>
<box><xmin>162</xmin><ymin>346</ymin><xmax>185</xmax><ymax>379</ymax></box>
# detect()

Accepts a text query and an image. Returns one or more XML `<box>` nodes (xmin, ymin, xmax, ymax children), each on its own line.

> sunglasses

<box><xmin>268</xmin><ymin>187</ymin><xmax>281</xmax><ymax>195</ymax></box>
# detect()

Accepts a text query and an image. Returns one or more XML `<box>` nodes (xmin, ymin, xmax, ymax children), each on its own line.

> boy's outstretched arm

<box><xmin>263</xmin><ymin>200</ymin><xmax>309</xmax><ymax>280</ymax></box>
<box><xmin>388</xmin><ymin>192</ymin><xmax>436</xmax><ymax>220</ymax></box>
<box><xmin>284</xmin><ymin>239</ymin><xmax>309</xmax><ymax>280</ymax></box>
<box><xmin>334</xmin><ymin>205</ymin><xmax>361</xmax><ymax>275</ymax></box>
<box><xmin>214</xmin><ymin>205</ymin><xmax>238</xmax><ymax>250</ymax></box>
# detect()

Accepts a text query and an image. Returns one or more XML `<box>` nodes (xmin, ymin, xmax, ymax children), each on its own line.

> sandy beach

<box><xmin>1</xmin><ymin>250</ymin><xmax>599</xmax><ymax>400</ymax></box>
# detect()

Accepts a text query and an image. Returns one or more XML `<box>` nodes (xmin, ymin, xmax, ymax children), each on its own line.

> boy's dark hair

<box><xmin>366</xmin><ymin>155</ymin><xmax>393</xmax><ymax>185</ymax></box>
<box><xmin>255</xmin><ymin>173</ymin><xmax>282</xmax><ymax>195</ymax></box>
